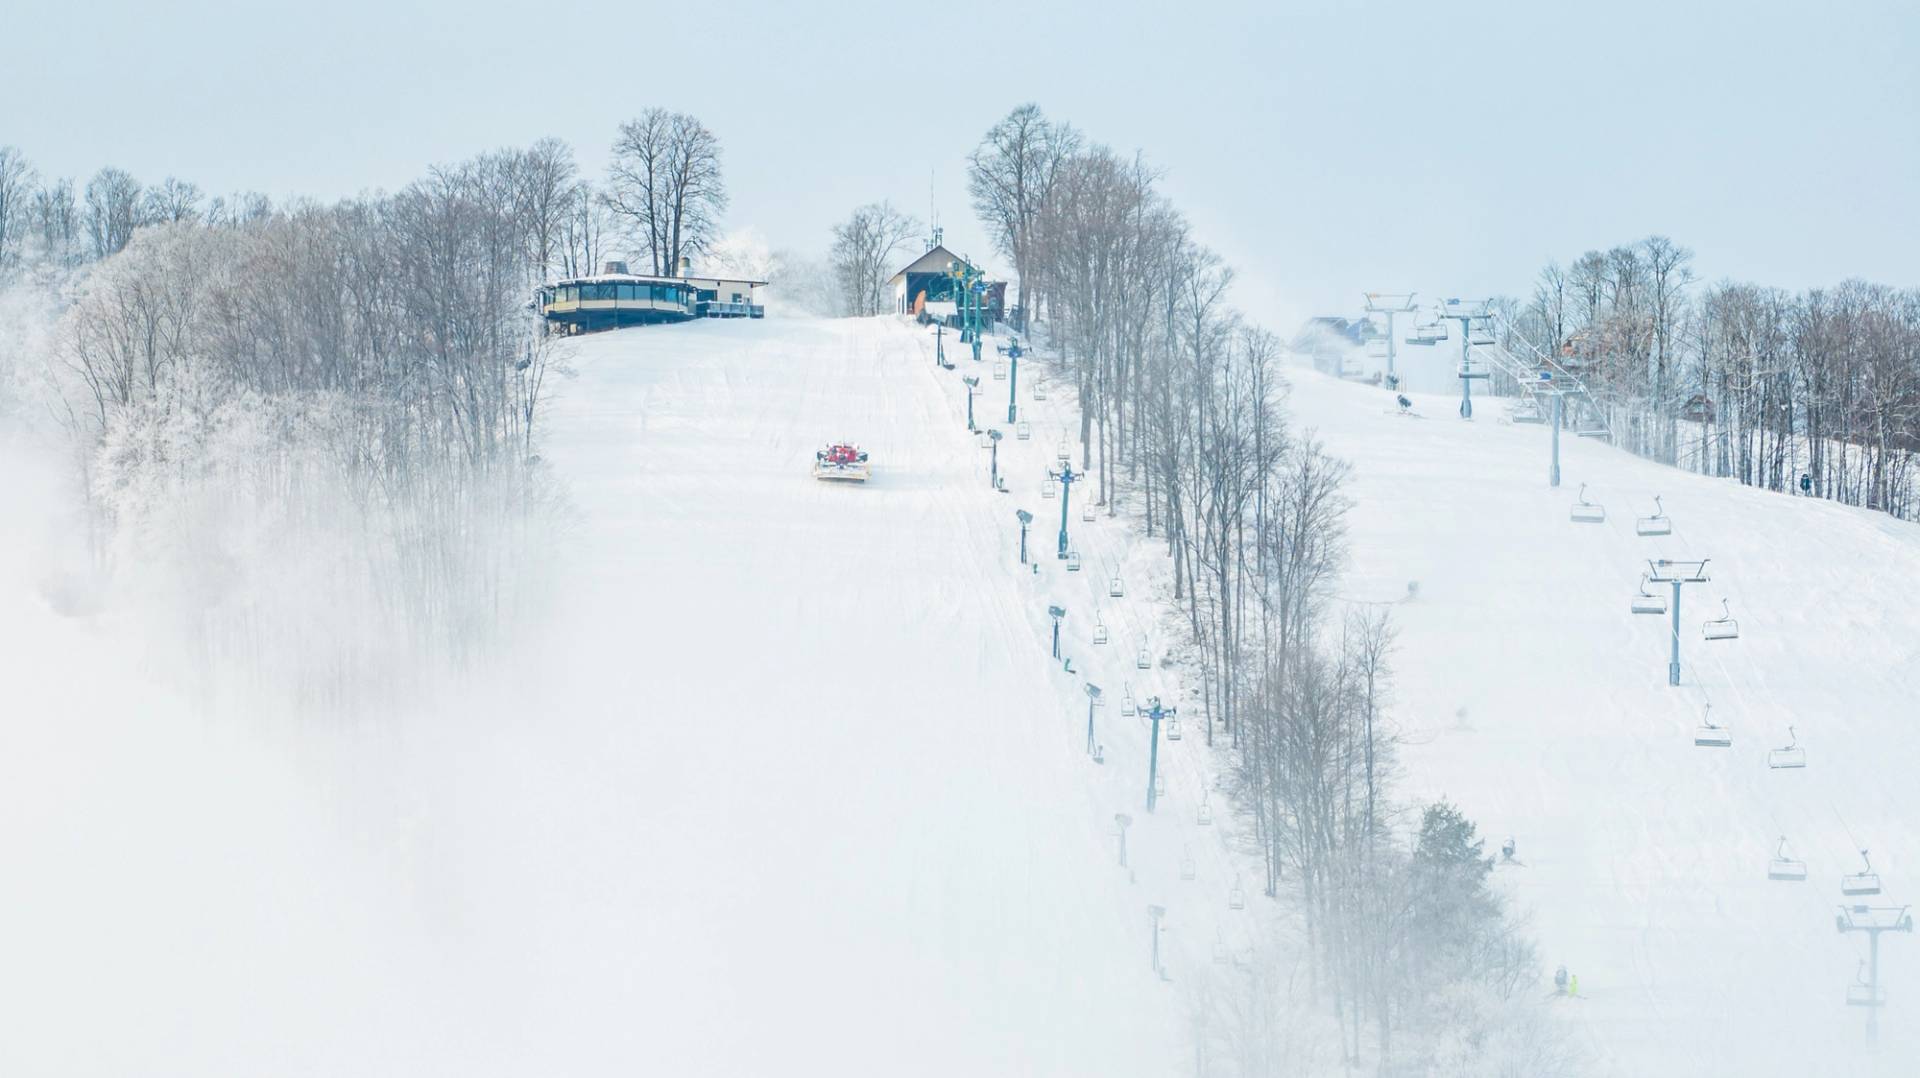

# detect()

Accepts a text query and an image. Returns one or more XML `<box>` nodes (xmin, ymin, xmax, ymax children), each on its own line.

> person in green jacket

<box><xmin>1569</xmin><ymin>974</ymin><xmax>1580</xmax><ymax>998</ymax></box>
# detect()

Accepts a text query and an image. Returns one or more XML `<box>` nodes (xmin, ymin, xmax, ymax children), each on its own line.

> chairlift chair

<box><xmin>1180</xmin><ymin>853</ymin><xmax>1196</xmax><ymax>880</ymax></box>
<box><xmin>1847</xmin><ymin>984</ymin><xmax>1887</xmax><ymax>1007</ymax></box>
<box><xmin>1406</xmin><ymin>320</ymin><xmax>1447</xmax><ymax>344</ymax></box>
<box><xmin>1033</xmin><ymin>384</ymin><xmax>1046</xmax><ymax>401</ymax></box>
<box><xmin>1767</xmin><ymin>726</ymin><xmax>1806</xmax><ymax>769</ymax></box>
<box><xmin>1136</xmin><ymin>647</ymin><xmax>1151</xmax><ymax>670</ymax></box>
<box><xmin>1042</xmin><ymin>480</ymin><xmax>1056</xmax><ymax>499</ymax></box>
<box><xmin>1066</xmin><ymin>549</ymin><xmax>1082</xmax><ymax>572</ymax></box>
<box><xmin>1197</xmin><ymin>795</ymin><xmax>1213</xmax><ymax>826</ymax></box>
<box><xmin>1016</xmin><ymin>421</ymin><xmax>1032</xmax><ymax>440</ymax></box>
<box><xmin>1093</xmin><ymin>619</ymin><xmax>1109</xmax><ymax>645</ymax></box>
<box><xmin>1081</xmin><ymin>502</ymin><xmax>1095</xmax><ymax>523</ymax></box>
<box><xmin>1570</xmin><ymin>482</ymin><xmax>1607</xmax><ymax>524</ymax></box>
<box><xmin>1767</xmin><ymin>837</ymin><xmax>1808</xmax><ymax>881</ymax></box>
<box><xmin>1153</xmin><ymin>773</ymin><xmax>1166</xmax><ymax>798</ymax></box>
<box><xmin>1228</xmin><ymin>882</ymin><xmax>1246</xmax><ymax>911</ymax></box>
<box><xmin>1166</xmin><ymin>717</ymin><xmax>1182</xmax><ymax>741</ymax></box>
<box><xmin>1635</xmin><ymin>495</ymin><xmax>1673</xmax><ymax>536</ymax></box>
<box><xmin>1213</xmin><ymin>938</ymin><xmax>1230</xmax><ymax>964</ymax></box>
<box><xmin>993</xmin><ymin>359</ymin><xmax>1007</xmax><ymax>380</ymax></box>
<box><xmin>1842</xmin><ymin>851</ymin><xmax>1882</xmax><ymax>897</ymax></box>
<box><xmin>1694</xmin><ymin>704</ymin><xmax>1732</xmax><ymax>748</ymax></box>
<box><xmin>1109</xmin><ymin>576</ymin><xmax>1125</xmax><ymax>598</ymax></box>
<box><xmin>1469</xmin><ymin>319</ymin><xmax>1496</xmax><ymax>346</ymax></box>
<box><xmin>1056</xmin><ymin>442</ymin><xmax>1072</xmax><ymax>465</ymax></box>
<box><xmin>1631</xmin><ymin>574</ymin><xmax>1668</xmax><ymax>615</ymax></box>
<box><xmin>1511</xmin><ymin>399</ymin><xmax>1546</xmax><ymax>424</ymax></box>
<box><xmin>1120</xmin><ymin>690</ymin><xmax>1135</xmax><ymax>716</ymax></box>
<box><xmin>1703</xmin><ymin>599</ymin><xmax>1740</xmax><ymax>641</ymax></box>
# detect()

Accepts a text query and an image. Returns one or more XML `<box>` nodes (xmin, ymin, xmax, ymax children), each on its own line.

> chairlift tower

<box><xmin>1147</xmin><ymin>903</ymin><xmax>1168</xmax><ymax>977</ymax></box>
<box><xmin>1004</xmin><ymin>336</ymin><xmax>1022</xmax><ymax>423</ymax></box>
<box><xmin>1441</xmin><ymin>299</ymin><xmax>1493</xmax><ymax>419</ymax></box>
<box><xmin>1647</xmin><ymin>559</ymin><xmax>1710</xmax><ymax>686</ymax></box>
<box><xmin>961</xmin><ymin>375</ymin><xmax>979</xmax><ymax>431</ymax></box>
<box><xmin>984</xmin><ymin>428</ymin><xmax>1003</xmax><ymax>490</ymax></box>
<box><xmin>1048</xmin><ymin>605</ymin><xmax>1066</xmax><ymax>660</ymax></box>
<box><xmin>1836</xmin><ymin>903</ymin><xmax>1913</xmax><ymax>1048</ymax></box>
<box><xmin>1085</xmin><ymin>682</ymin><xmax>1103</xmax><ymax>756</ymax></box>
<box><xmin>1362</xmin><ymin>292</ymin><xmax>1417</xmax><ymax>385</ymax></box>
<box><xmin>1048</xmin><ymin>462</ymin><xmax>1082</xmax><ymax>559</ymax></box>
<box><xmin>1143</xmin><ymin>696</ymin><xmax>1177</xmax><ymax>813</ymax></box>
<box><xmin>1015</xmin><ymin>509</ymin><xmax>1033</xmax><ymax>564</ymax></box>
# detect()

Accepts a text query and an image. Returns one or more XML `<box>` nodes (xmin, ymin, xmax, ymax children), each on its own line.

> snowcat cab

<box><xmin>812</xmin><ymin>442</ymin><xmax>871</xmax><ymax>482</ymax></box>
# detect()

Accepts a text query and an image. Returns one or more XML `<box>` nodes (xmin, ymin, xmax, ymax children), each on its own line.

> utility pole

<box><xmin>1143</xmin><ymin>696</ymin><xmax>1176</xmax><ymax>812</ymax></box>
<box><xmin>1362</xmin><ymin>292</ymin><xmax>1417</xmax><ymax>387</ymax></box>
<box><xmin>1048</xmin><ymin>461</ymin><xmax>1081</xmax><ymax>558</ymax></box>
<box><xmin>1837</xmin><ymin>904</ymin><xmax>1913</xmax><ymax>1048</ymax></box>
<box><xmin>935</xmin><ymin>322</ymin><xmax>947</xmax><ymax>368</ymax></box>
<box><xmin>1015</xmin><ymin>509</ymin><xmax>1032</xmax><ymax>564</ymax></box>
<box><xmin>1049</xmin><ymin>604</ymin><xmax>1066</xmax><ymax>660</ymax></box>
<box><xmin>1647</xmin><ymin>559</ymin><xmax>1709</xmax><ymax>686</ymax></box>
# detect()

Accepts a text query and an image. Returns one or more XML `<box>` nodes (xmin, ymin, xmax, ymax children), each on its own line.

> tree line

<box><xmin>1514</xmin><ymin>238</ymin><xmax>1920</xmax><ymax>520</ymax></box>
<box><xmin>966</xmin><ymin>105</ymin><xmax>1565</xmax><ymax>1072</ymax></box>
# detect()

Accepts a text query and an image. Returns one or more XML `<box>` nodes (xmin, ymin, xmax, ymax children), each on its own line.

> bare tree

<box><xmin>0</xmin><ymin>146</ymin><xmax>35</xmax><ymax>271</ymax></box>
<box><xmin>29</xmin><ymin>178</ymin><xmax>79</xmax><ymax>266</ymax></box>
<box><xmin>141</xmin><ymin>177</ymin><xmax>204</xmax><ymax>226</ymax></box>
<box><xmin>606</xmin><ymin>110</ymin><xmax>727</xmax><ymax>275</ymax></box>
<box><xmin>968</xmin><ymin>104</ymin><xmax>1080</xmax><ymax>329</ymax></box>
<box><xmin>84</xmin><ymin>167</ymin><xmax>142</xmax><ymax>258</ymax></box>
<box><xmin>829</xmin><ymin>201</ymin><xmax>920</xmax><ymax>317</ymax></box>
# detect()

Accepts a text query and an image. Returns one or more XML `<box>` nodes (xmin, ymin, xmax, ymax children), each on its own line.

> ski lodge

<box><xmin>538</xmin><ymin>259</ymin><xmax>765</xmax><ymax>334</ymax></box>
<box><xmin>887</xmin><ymin>243</ymin><xmax>1006</xmax><ymax>325</ymax></box>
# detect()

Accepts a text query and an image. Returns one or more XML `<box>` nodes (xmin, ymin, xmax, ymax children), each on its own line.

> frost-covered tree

<box><xmin>84</xmin><ymin>167</ymin><xmax>142</xmax><ymax>259</ymax></box>
<box><xmin>0</xmin><ymin>146</ymin><xmax>35</xmax><ymax>272</ymax></box>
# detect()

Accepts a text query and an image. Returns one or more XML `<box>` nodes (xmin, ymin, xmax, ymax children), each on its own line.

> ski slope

<box><xmin>8</xmin><ymin>310</ymin><xmax>1913</xmax><ymax>1075</ymax></box>
<box><xmin>1294</xmin><ymin>375</ymin><xmax>1920</xmax><ymax>1075</ymax></box>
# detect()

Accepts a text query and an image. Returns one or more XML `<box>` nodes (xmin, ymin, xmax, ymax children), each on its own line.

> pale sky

<box><xmin>4</xmin><ymin>0</ymin><xmax>1915</xmax><ymax>327</ymax></box>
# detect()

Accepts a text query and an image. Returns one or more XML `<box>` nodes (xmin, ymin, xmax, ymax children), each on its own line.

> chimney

<box><xmin>602</xmin><ymin>260</ymin><xmax>628</xmax><ymax>276</ymax></box>
<box><xmin>679</xmin><ymin>256</ymin><xmax>692</xmax><ymax>278</ymax></box>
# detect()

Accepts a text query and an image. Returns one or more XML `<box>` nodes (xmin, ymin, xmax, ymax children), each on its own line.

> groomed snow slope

<box><xmin>1294</xmin><ymin>374</ymin><xmax>1920</xmax><ymax>1075</ymax></box>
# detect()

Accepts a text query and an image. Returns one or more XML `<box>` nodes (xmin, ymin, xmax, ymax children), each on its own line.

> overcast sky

<box><xmin>5</xmin><ymin>0</ymin><xmax>1914</xmax><ymax>327</ymax></box>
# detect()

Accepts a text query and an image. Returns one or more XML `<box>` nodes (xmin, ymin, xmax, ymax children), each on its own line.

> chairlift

<box><xmin>1456</xmin><ymin>357</ymin><xmax>1490</xmax><ymax>380</ymax></box>
<box><xmin>1033</xmin><ymin>383</ymin><xmax>1047</xmax><ymax>401</ymax></box>
<box><xmin>1228</xmin><ymin>881</ymin><xmax>1246</xmax><ymax>910</ymax></box>
<box><xmin>1406</xmin><ymin>319</ymin><xmax>1447</xmax><ymax>344</ymax></box>
<box><xmin>1570</xmin><ymin>482</ymin><xmax>1607</xmax><ymax>524</ymax></box>
<box><xmin>1016</xmin><ymin>421</ymin><xmax>1032</xmax><ymax>441</ymax></box>
<box><xmin>1767</xmin><ymin>726</ymin><xmax>1806</xmax><ymax>769</ymax></box>
<box><xmin>1213</xmin><ymin>938</ymin><xmax>1230</xmax><ymax>964</ymax></box>
<box><xmin>1109</xmin><ymin>576</ymin><xmax>1125</xmax><ymax>598</ymax></box>
<box><xmin>1847</xmin><ymin>961</ymin><xmax>1885</xmax><ymax>1007</ymax></box>
<box><xmin>1042</xmin><ymin>479</ymin><xmax>1056</xmax><ymax>499</ymax></box>
<box><xmin>1768</xmin><ymin>837</ymin><xmax>1808</xmax><ymax>881</ymax></box>
<box><xmin>1166</xmin><ymin>717</ymin><xmax>1182</xmax><ymax>741</ymax></box>
<box><xmin>1091</xmin><ymin>743</ymin><xmax>1104</xmax><ymax>764</ymax></box>
<box><xmin>1842</xmin><ymin>850</ymin><xmax>1882</xmax><ymax>897</ymax></box>
<box><xmin>1180</xmin><ymin>852</ymin><xmax>1196</xmax><ymax>881</ymax></box>
<box><xmin>1121</xmin><ymin>690</ymin><xmax>1135</xmax><ymax>716</ymax></box>
<box><xmin>1703</xmin><ymin>599</ymin><xmax>1740</xmax><ymax>641</ymax></box>
<box><xmin>1365</xmin><ymin>337</ymin><xmax>1389</xmax><ymax>359</ymax></box>
<box><xmin>1197</xmin><ymin>795</ymin><xmax>1213</xmax><ymax>827</ymax></box>
<box><xmin>1136</xmin><ymin>647</ymin><xmax>1151</xmax><ymax>670</ymax></box>
<box><xmin>1511</xmin><ymin>399</ymin><xmax>1546</xmax><ymax>424</ymax></box>
<box><xmin>1631</xmin><ymin>573</ymin><xmax>1668</xmax><ymax>615</ymax></box>
<box><xmin>993</xmin><ymin>359</ymin><xmax>1008</xmax><ymax>380</ymax></box>
<box><xmin>1469</xmin><ymin>319</ymin><xmax>1495</xmax><ymax>346</ymax></box>
<box><xmin>1092</xmin><ymin>618</ymin><xmax>1109</xmax><ymax>645</ymax></box>
<box><xmin>1153</xmin><ymin>773</ymin><xmax>1166</xmax><ymax>798</ymax></box>
<box><xmin>1066</xmin><ymin>549</ymin><xmax>1082</xmax><ymax>572</ymax></box>
<box><xmin>1694</xmin><ymin>704</ymin><xmax>1732</xmax><ymax>748</ymax></box>
<box><xmin>1635</xmin><ymin>495</ymin><xmax>1673</xmax><ymax>536</ymax></box>
<box><xmin>1081</xmin><ymin>502</ymin><xmax>1095</xmax><ymax>523</ymax></box>
<box><xmin>1056</xmin><ymin>442</ymin><xmax>1072</xmax><ymax>465</ymax></box>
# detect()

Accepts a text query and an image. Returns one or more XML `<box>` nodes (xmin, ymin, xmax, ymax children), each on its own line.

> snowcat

<box><xmin>812</xmin><ymin>442</ymin><xmax>870</xmax><ymax>482</ymax></box>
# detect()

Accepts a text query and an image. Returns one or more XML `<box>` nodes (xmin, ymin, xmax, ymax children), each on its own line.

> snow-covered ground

<box><xmin>5</xmin><ymin>312</ymin><xmax>1914</xmax><ymax>1075</ymax></box>
<box><xmin>1296</xmin><ymin>373</ymin><xmax>1920</xmax><ymax>1075</ymax></box>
